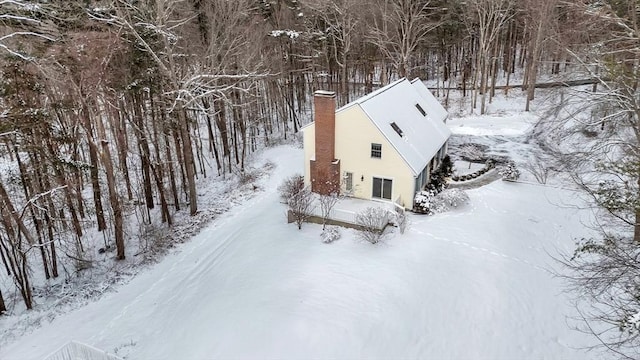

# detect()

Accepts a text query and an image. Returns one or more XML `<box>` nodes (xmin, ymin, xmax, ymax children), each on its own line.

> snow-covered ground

<box><xmin>453</xmin><ymin>160</ymin><xmax>485</xmax><ymax>175</ymax></box>
<box><xmin>2</xmin><ymin>143</ymin><xmax>601</xmax><ymax>359</ymax></box>
<box><xmin>1</xmin><ymin>91</ymin><xmax>606</xmax><ymax>359</ymax></box>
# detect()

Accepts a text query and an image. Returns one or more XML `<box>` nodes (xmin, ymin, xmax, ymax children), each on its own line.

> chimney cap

<box><xmin>314</xmin><ymin>90</ymin><xmax>336</xmax><ymax>97</ymax></box>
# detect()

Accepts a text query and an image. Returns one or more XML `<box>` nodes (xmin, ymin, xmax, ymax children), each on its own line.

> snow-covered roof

<box><xmin>410</xmin><ymin>78</ymin><xmax>448</xmax><ymax>123</ymax></box>
<box><xmin>338</xmin><ymin>78</ymin><xmax>451</xmax><ymax>176</ymax></box>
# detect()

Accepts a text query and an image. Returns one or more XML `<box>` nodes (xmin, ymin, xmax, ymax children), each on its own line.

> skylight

<box><xmin>390</xmin><ymin>122</ymin><xmax>403</xmax><ymax>137</ymax></box>
<box><xmin>415</xmin><ymin>103</ymin><xmax>426</xmax><ymax>116</ymax></box>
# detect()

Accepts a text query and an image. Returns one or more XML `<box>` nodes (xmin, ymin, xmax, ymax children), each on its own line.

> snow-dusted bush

<box><xmin>414</xmin><ymin>189</ymin><xmax>469</xmax><ymax>215</ymax></box>
<box><xmin>355</xmin><ymin>207</ymin><xmax>389</xmax><ymax>244</ymax></box>
<box><xmin>458</xmin><ymin>143</ymin><xmax>488</xmax><ymax>162</ymax></box>
<box><xmin>321</xmin><ymin>226</ymin><xmax>341</xmax><ymax>243</ymax></box>
<box><xmin>270</xmin><ymin>29</ymin><xmax>300</xmax><ymax>39</ymax></box>
<box><xmin>288</xmin><ymin>187</ymin><xmax>314</xmax><ymax>230</ymax></box>
<box><xmin>435</xmin><ymin>189</ymin><xmax>470</xmax><ymax>209</ymax></box>
<box><xmin>415</xmin><ymin>189</ymin><xmax>451</xmax><ymax>214</ymax></box>
<box><xmin>426</xmin><ymin>168</ymin><xmax>448</xmax><ymax>193</ymax></box>
<box><xmin>523</xmin><ymin>158</ymin><xmax>551</xmax><ymax>184</ymax></box>
<box><xmin>451</xmin><ymin>159</ymin><xmax>496</xmax><ymax>182</ymax></box>
<box><xmin>441</xmin><ymin>155</ymin><xmax>453</xmax><ymax>177</ymax></box>
<box><xmin>278</xmin><ymin>174</ymin><xmax>304</xmax><ymax>203</ymax></box>
<box><xmin>414</xmin><ymin>189</ymin><xmax>437</xmax><ymax>214</ymax></box>
<box><xmin>425</xmin><ymin>156</ymin><xmax>454</xmax><ymax>191</ymax></box>
<box><xmin>499</xmin><ymin>161</ymin><xmax>520</xmax><ymax>181</ymax></box>
<box><xmin>238</xmin><ymin>169</ymin><xmax>258</xmax><ymax>185</ymax></box>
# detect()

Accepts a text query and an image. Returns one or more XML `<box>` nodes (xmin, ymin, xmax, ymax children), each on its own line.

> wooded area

<box><xmin>0</xmin><ymin>1</ymin><xmax>638</xmax><ymax>353</ymax></box>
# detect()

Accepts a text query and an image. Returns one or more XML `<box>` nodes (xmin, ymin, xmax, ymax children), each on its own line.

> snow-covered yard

<box><xmin>1</xmin><ymin>140</ymin><xmax>600</xmax><ymax>359</ymax></box>
<box><xmin>453</xmin><ymin>160</ymin><xmax>486</xmax><ymax>175</ymax></box>
<box><xmin>0</xmin><ymin>89</ymin><xmax>609</xmax><ymax>359</ymax></box>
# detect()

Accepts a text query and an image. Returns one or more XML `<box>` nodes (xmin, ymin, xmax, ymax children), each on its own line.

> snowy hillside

<box><xmin>1</xmin><ymin>126</ymin><xmax>603</xmax><ymax>359</ymax></box>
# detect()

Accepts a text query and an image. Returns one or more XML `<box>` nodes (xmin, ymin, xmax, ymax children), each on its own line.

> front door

<box><xmin>372</xmin><ymin>177</ymin><xmax>392</xmax><ymax>200</ymax></box>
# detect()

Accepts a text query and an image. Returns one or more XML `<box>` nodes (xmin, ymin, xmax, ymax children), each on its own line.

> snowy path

<box><xmin>1</xmin><ymin>146</ymin><xmax>599</xmax><ymax>359</ymax></box>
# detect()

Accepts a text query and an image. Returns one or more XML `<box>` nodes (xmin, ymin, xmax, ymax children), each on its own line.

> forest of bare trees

<box><xmin>0</xmin><ymin>1</ymin><xmax>638</xmax><ymax>354</ymax></box>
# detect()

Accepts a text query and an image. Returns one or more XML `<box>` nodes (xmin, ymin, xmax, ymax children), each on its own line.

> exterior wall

<box><xmin>304</xmin><ymin>105</ymin><xmax>448</xmax><ymax>207</ymax></box>
<box><xmin>415</xmin><ymin>163</ymin><xmax>431</xmax><ymax>193</ymax></box>
<box><xmin>334</xmin><ymin>105</ymin><xmax>416</xmax><ymax>208</ymax></box>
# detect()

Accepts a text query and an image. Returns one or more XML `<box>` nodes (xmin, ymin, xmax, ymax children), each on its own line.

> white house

<box><xmin>303</xmin><ymin>78</ymin><xmax>451</xmax><ymax>209</ymax></box>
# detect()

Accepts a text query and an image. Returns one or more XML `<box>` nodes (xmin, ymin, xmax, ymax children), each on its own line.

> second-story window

<box><xmin>371</xmin><ymin>143</ymin><xmax>382</xmax><ymax>158</ymax></box>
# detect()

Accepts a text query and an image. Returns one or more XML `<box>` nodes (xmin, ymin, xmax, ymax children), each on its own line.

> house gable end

<box><xmin>334</xmin><ymin>104</ymin><xmax>415</xmax><ymax>205</ymax></box>
<box><xmin>355</xmin><ymin>105</ymin><xmax>421</xmax><ymax>176</ymax></box>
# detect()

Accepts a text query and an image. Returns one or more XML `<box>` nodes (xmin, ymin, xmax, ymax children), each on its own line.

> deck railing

<box><xmin>308</xmin><ymin>203</ymin><xmax>391</xmax><ymax>230</ymax></box>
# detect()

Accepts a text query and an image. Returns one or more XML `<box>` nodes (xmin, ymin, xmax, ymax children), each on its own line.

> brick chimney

<box><xmin>310</xmin><ymin>90</ymin><xmax>340</xmax><ymax>195</ymax></box>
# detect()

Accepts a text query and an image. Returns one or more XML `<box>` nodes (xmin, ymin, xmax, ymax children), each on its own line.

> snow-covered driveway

<box><xmin>2</xmin><ymin>146</ymin><xmax>598</xmax><ymax>359</ymax></box>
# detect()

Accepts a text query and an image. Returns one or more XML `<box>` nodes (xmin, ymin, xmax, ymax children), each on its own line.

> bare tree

<box><xmin>314</xmin><ymin>172</ymin><xmax>343</xmax><ymax>230</ymax></box>
<box><xmin>318</xmin><ymin>193</ymin><xmax>340</xmax><ymax>230</ymax></box>
<box><xmin>278</xmin><ymin>174</ymin><xmax>304</xmax><ymax>204</ymax></box>
<box><xmin>355</xmin><ymin>207</ymin><xmax>389</xmax><ymax>244</ymax></box>
<box><xmin>521</xmin><ymin>0</ymin><xmax>558</xmax><ymax>111</ymax></box>
<box><xmin>0</xmin><ymin>0</ymin><xmax>55</xmax><ymax>60</ymax></box>
<box><xmin>96</xmin><ymin>0</ymin><xmax>200</xmax><ymax>216</ymax></box>
<box><xmin>288</xmin><ymin>187</ymin><xmax>314</xmax><ymax>230</ymax></box>
<box><xmin>304</xmin><ymin>0</ymin><xmax>362</xmax><ymax>104</ymax></box>
<box><xmin>550</xmin><ymin>1</ymin><xmax>640</xmax><ymax>357</ymax></box>
<box><xmin>522</xmin><ymin>157</ymin><xmax>552</xmax><ymax>184</ymax></box>
<box><xmin>368</xmin><ymin>0</ymin><xmax>442</xmax><ymax>80</ymax></box>
<box><xmin>464</xmin><ymin>0</ymin><xmax>514</xmax><ymax>114</ymax></box>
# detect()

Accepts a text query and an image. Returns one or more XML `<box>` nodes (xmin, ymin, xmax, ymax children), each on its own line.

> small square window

<box><xmin>371</xmin><ymin>143</ymin><xmax>382</xmax><ymax>158</ymax></box>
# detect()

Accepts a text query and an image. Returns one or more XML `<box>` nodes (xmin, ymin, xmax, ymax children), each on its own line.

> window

<box><xmin>415</xmin><ymin>103</ymin><xmax>427</xmax><ymax>116</ymax></box>
<box><xmin>372</xmin><ymin>177</ymin><xmax>392</xmax><ymax>200</ymax></box>
<box><xmin>344</xmin><ymin>172</ymin><xmax>353</xmax><ymax>191</ymax></box>
<box><xmin>390</xmin><ymin>122</ymin><xmax>403</xmax><ymax>137</ymax></box>
<box><xmin>371</xmin><ymin>143</ymin><xmax>382</xmax><ymax>158</ymax></box>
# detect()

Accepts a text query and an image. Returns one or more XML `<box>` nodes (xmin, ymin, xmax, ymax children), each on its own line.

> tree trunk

<box><xmin>80</xmin><ymin>102</ymin><xmax>107</xmax><ymax>231</ymax></box>
<box><xmin>0</xmin><ymin>217</ymin><xmax>32</xmax><ymax>310</ymax></box>
<box><xmin>164</xmin><ymin>128</ymin><xmax>180</xmax><ymax>211</ymax></box>
<box><xmin>214</xmin><ymin>96</ymin><xmax>231</xmax><ymax>174</ymax></box>
<box><xmin>202</xmin><ymin>99</ymin><xmax>222</xmax><ymax>174</ymax></box>
<box><xmin>636</xmin><ymin>175</ymin><xmax>640</xmax><ymax>243</ymax></box>
<box><xmin>149</xmin><ymin>97</ymin><xmax>172</xmax><ymax>225</ymax></box>
<box><xmin>132</xmin><ymin>94</ymin><xmax>155</xmax><ymax>210</ymax></box>
<box><xmin>47</xmin><ymin>139</ymin><xmax>84</xmax><ymax>241</ymax></box>
<box><xmin>16</xmin><ymin>148</ymin><xmax>50</xmax><ymax>279</ymax></box>
<box><xmin>96</xmin><ymin>111</ymin><xmax>125</xmax><ymax>260</ymax></box>
<box><xmin>0</xmin><ymin>181</ymin><xmax>36</xmax><ymax>246</ymax></box>
<box><xmin>115</xmin><ymin>102</ymin><xmax>134</xmax><ymax>200</ymax></box>
<box><xmin>177</xmin><ymin>108</ymin><xmax>198</xmax><ymax>215</ymax></box>
<box><xmin>0</xmin><ymin>287</ymin><xmax>6</xmax><ymax>314</ymax></box>
<box><xmin>526</xmin><ymin>18</ymin><xmax>544</xmax><ymax>112</ymax></box>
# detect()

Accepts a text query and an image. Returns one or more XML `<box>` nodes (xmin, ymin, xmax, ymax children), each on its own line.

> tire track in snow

<box><xmin>414</xmin><ymin>229</ymin><xmax>552</xmax><ymax>275</ymax></box>
<box><xmin>90</xmin><ymin>188</ymin><xmax>272</xmax><ymax>344</ymax></box>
